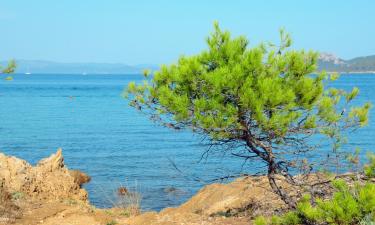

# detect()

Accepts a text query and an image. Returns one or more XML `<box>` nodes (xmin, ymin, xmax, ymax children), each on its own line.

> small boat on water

<box><xmin>25</xmin><ymin>66</ymin><xmax>31</xmax><ymax>75</ymax></box>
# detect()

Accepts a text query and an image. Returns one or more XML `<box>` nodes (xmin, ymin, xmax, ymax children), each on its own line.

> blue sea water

<box><xmin>0</xmin><ymin>73</ymin><xmax>374</xmax><ymax>211</ymax></box>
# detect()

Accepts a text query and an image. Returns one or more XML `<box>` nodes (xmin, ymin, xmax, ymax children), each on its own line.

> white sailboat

<box><xmin>25</xmin><ymin>65</ymin><xmax>31</xmax><ymax>75</ymax></box>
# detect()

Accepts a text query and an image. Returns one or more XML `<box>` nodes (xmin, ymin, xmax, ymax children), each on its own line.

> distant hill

<box><xmin>0</xmin><ymin>59</ymin><xmax>159</xmax><ymax>74</ymax></box>
<box><xmin>318</xmin><ymin>53</ymin><xmax>375</xmax><ymax>73</ymax></box>
<box><xmin>2</xmin><ymin>55</ymin><xmax>375</xmax><ymax>74</ymax></box>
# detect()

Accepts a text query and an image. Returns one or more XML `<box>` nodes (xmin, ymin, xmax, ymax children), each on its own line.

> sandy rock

<box><xmin>163</xmin><ymin>176</ymin><xmax>287</xmax><ymax>217</ymax></box>
<box><xmin>0</xmin><ymin>154</ymin><xmax>31</xmax><ymax>191</ymax></box>
<box><xmin>0</xmin><ymin>148</ymin><xmax>89</xmax><ymax>203</ymax></box>
<box><xmin>37</xmin><ymin>149</ymin><xmax>64</xmax><ymax>172</ymax></box>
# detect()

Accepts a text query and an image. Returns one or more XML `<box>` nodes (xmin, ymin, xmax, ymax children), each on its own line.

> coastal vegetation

<box><xmin>255</xmin><ymin>181</ymin><xmax>375</xmax><ymax>224</ymax></box>
<box><xmin>126</xmin><ymin>23</ymin><xmax>371</xmax><ymax>210</ymax></box>
<box><xmin>254</xmin><ymin>156</ymin><xmax>375</xmax><ymax>224</ymax></box>
<box><xmin>0</xmin><ymin>60</ymin><xmax>16</xmax><ymax>74</ymax></box>
<box><xmin>0</xmin><ymin>60</ymin><xmax>15</xmax><ymax>81</ymax></box>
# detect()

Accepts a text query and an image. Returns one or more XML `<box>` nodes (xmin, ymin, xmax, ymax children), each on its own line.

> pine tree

<box><xmin>125</xmin><ymin>23</ymin><xmax>371</xmax><ymax>207</ymax></box>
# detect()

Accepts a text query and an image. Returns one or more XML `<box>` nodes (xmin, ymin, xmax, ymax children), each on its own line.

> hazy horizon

<box><xmin>1</xmin><ymin>0</ymin><xmax>375</xmax><ymax>65</ymax></box>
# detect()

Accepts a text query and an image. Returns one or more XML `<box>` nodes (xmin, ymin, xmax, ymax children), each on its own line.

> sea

<box><xmin>0</xmin><ymin>73</ymin><xmax>374</xmax><ymax>211</ymax></box>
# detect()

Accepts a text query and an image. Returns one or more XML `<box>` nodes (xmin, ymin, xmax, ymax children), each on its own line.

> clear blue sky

<box><xmin>1</xmin><ymin>0</ymin><xmax>374</xmax><ymax>65</ymax></box>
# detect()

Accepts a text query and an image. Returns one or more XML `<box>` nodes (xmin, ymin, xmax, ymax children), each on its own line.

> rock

<box><xmin>117</xmin><ymin>186</ymin><xmax>128</xmax><ymax>196</ymax></box>
<box><xmin>37</xmin><ymin>148</ymin><xmax>64</xmax><ymax>172</ymax></box>
<box><xmin>69</xmin><ymin>170</ymin><xmax>91</xmax><ymax>187</ymax></box>
<box><xmin>163</xmin><ymin>186</ymin><xmax>177</xmax><ymax>193</ymax></box>
<box><xmin>0</xmin><ymin>149</ymin><xmax>89</xmax><ymax>203</ymax></box>
<box><xmin>163</xmin><ymin>176</ymin><xmax>287</xmax><ymax>217</ymax></box>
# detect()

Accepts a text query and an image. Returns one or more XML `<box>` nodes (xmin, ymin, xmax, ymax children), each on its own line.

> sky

<box><xmin>0</xmin><ymin>0</ymin><xmax>374</xmax><ymax>65</ymax></box>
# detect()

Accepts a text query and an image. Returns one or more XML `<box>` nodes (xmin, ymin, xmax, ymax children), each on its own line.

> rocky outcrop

<box><xmin>121</xmin><ymin>176</ymin><xmax>287</xmax><ymax>225</ymax></box>
<box><xmin>173</xmin><ymin>176</ymin><xmax>287</xmax><ymax>217</ymax></box>
<box><xmin>0</xmin><ymin>150</ymin><xmax>287</xmax><ymax>225</ymax></box>
<box><xmin>0</xmin><ymin>148</ymin><xmax>89</xmax><ymax>203</ymax></box>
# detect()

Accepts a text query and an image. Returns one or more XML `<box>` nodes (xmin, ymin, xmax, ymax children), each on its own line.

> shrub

<box><xmin>364</xmin><ymin>152</ymin><xmax>375</xmax><ymax>178</ymax></box>
<box><xmin>254</xmin><ymin>180</ymin><xmax>375</xmax><ymax>224</ymax></box>
<box><xmin>254</xmin><ymin>216</ymin><xmax>268</xmax><ymax>225</ymax></box>
<box><xmin>0</xmin><ymin>60</ymin><xmax>16</xmax><ymax>74</ymax></box>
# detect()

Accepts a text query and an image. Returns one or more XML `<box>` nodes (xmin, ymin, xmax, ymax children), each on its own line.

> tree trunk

<box><xmin>242</xmin><ymin>127</ymin><xmax>296</xmax><ymax>208</ymax></box>
<box><xmin>267</xmin><ymin>161</ymin><xmax>296</xmax><ymax>209</ymax></box>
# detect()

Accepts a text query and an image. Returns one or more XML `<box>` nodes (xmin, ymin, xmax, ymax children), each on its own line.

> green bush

<box><xmin>364</xmin><ymin>152</ymin><xmax>375</xmax><ymax>178</ymax></box>
<box><xmin>254</xmin><ymin>216</ymin><xmax>268</xmax><ymax>225</ymax></box>
<box><xmin>254</xmin><ymin>180</ymin><xmax>375</xmax><ymax>225</ymax></box>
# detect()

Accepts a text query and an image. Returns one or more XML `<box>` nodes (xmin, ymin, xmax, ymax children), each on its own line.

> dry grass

<box><xmin>95</xmin><ymin>179</ymin><xmax>142</xmax><ymax>217</ymax></box>
<box><xmin>115</xmin><ymin>190</ymin><xmax>141</xmax><ymax>216</ymax></box>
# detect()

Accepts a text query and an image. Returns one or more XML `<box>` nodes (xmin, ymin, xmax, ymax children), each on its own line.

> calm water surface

<box><xmin>0</xmin><ymin>74</ymin><xmax>374</xmax><ymax>210</ymax></box>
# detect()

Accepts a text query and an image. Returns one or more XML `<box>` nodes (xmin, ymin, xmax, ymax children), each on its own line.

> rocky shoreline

<box><xmin>0</xmin><ymin>149</ymin><xmax>348</xmax><ymax>225</ymax></box>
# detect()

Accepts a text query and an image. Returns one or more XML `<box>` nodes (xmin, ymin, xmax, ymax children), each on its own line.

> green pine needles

<box><xmin>254</xmin><ymin>180</ymin><xmax>375</xmax><ymax>225</ymax></box>
<box><xmin>125</xmin><ymin>22</ymin><xmax>371</xmax><ymax>207</ymax></box>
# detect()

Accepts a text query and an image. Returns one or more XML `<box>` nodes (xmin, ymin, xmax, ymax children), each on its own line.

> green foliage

<box><xmin>254</xmin><ymin>180</ymin><xmax>375</xmax><ymax>225</ymax></box>
<box><xmin>142</xmin><ymin>69</ymin><xmax>151</xmax><ymax>77</ymax></box>
<box><xmin>364</xmin><ymin>152</ymin><xmax>375</xmax><ymax>178</ymax></box>
<box><xmin>254</xmin><ymin>216</ymin><xmax>268</xmax><ymax>225</ymax></box>
<box><xmin>0</xmin><ymin>60</ymin><xmax>16</xmax><ymax>74</ymax></box>
<box><xmin>280</xmin><ymin>212</ymin><xmax>301</xmax><ymax>225</ymax></box>
<box><xmin>126</xmin><ymin>22</ymin><xmax>369</xmax><ymax>143</ymax></box>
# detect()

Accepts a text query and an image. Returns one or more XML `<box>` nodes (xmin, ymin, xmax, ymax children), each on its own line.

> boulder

<box><xmin>0</xmin><ymin>148</ymin><xmax>89</xmax><ymax>203</ymax></box>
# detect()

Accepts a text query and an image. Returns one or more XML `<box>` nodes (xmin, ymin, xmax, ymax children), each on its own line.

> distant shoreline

<box><xmin>9</xmin><ymin>73</ymin><xmax>143</xmax><ymax>75</ymax></box>
<box><xmin>319</xmin><ymin>71</ymin><xmax>375</xmax><ymax>74</ymax></box>
<box><xmin>7</xmin><ymin>71</ymin><xmax>375</xmax><ymax>75</ymax></box>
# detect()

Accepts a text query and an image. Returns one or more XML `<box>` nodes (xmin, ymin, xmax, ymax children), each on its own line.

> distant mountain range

<box><xmin>1</xmin><ymin>54</ymin><xmax>375</xmax><ymax>74</ymax></box>
<box><xmin>0</xmin><ymin>59</ymin><xmax>158</xmax><ymax>74</ymax></box>
<box><xmin>318</xmin><ymin>53</ymin><xmax>375</xmax><ymax>73</ymax></box>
